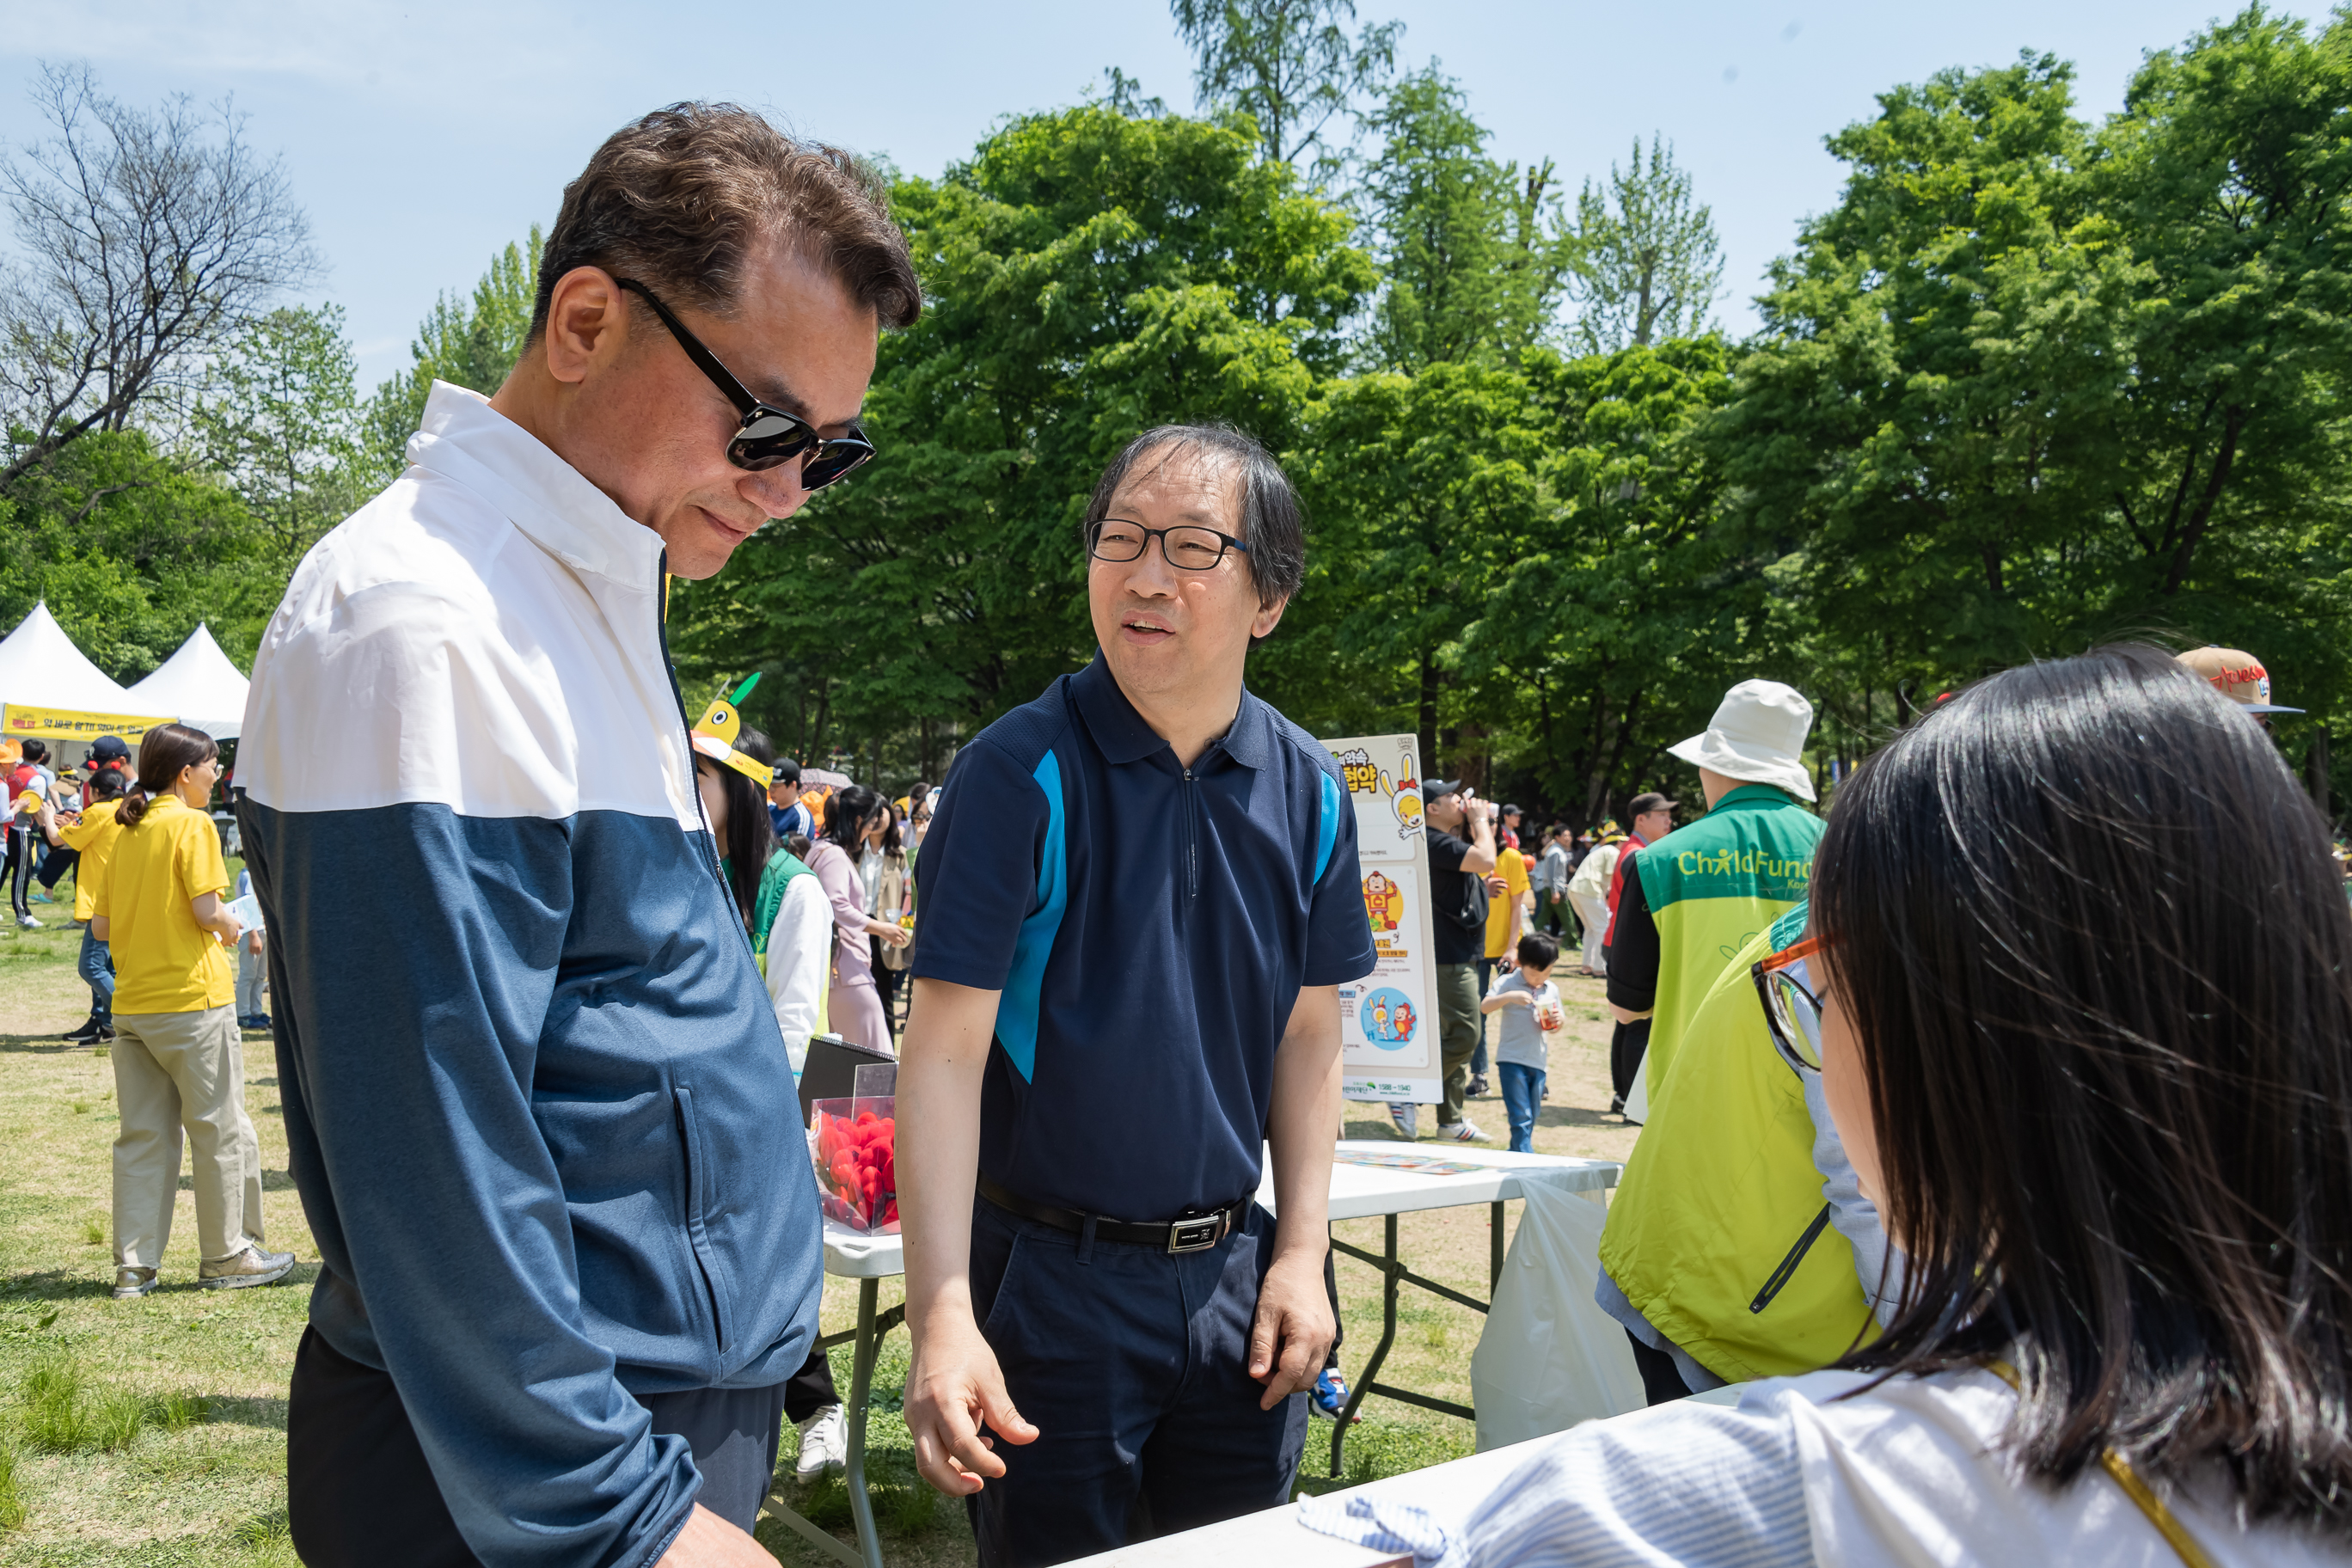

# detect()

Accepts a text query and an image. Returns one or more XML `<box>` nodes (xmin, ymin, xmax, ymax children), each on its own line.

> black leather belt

<box><xmin>978</xmin><ymin>1174</ymin><xmax>1248</xmax><ymax>1254</ymax></box>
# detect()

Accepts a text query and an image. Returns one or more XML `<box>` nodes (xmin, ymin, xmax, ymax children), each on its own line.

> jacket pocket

<box><xmin>673</xmin><ymin>1085</ymin><xmax>733</xmax><ymax>1353</ymax></box>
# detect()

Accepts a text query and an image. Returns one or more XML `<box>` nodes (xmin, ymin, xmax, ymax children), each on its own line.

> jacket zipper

<box><xmin>1749</xmin><ymin>1203</ymin><xmax>1834</xmax><ymax>1314</ymax></box>
<box><xmin>654</xmin><ymin>561</ymin><xmax>730</xmax><ymax>896</ymax></box>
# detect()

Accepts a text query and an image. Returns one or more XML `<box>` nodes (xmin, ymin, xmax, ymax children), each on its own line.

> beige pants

<box><xmin>111</xmin><ymin>1005</ymin><xmax>266</xmax><ymax>1269</ymax></box>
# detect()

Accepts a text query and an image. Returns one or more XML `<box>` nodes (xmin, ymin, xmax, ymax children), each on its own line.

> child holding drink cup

<box><xmin>1483</xmin><ymin>932</ymin><xmax>1565</xmax><ymax>1152</ymax></box>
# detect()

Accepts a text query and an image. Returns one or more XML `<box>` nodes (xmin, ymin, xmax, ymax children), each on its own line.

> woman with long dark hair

<box><xmin>1314</xmin><ymin>646</ymin><xmax>2352</xmax><ymax>1565</ymax></box>
<box><xmin>864</xmin><ymin>801</ymin><xmax>912</xmax><ymax>1033</ymax></box>
<box><xmin>92</xmin><ymin>723</ymin><xmax>291</xmax><ymax>1299</ymax></box>
<box><xmin>805</xmin><ymin>785</ymin><xmax>909</xmax><ymax>1052</ymax></box>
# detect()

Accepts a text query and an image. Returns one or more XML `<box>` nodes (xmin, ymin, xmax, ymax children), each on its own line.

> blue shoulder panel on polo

<box><xmin>994</xmin><ymin>751</ymin><xmax>1068</xmax><ymax>1082</ymax></box>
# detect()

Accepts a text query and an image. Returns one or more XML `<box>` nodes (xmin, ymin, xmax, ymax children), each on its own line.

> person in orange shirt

<box><xmin>58</xmin><ymin>764</ymin><xmax>129</xmax><ymax>1045</ymax></box>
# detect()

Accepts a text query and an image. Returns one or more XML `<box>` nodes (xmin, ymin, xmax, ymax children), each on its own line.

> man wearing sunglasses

<box><xmin>237</xmin><ymin>106</ymin><xmax>920</xmax><ymax>1568</ymax></box>
<box><xmin>897</xmin><ymin>424</ymin><xmax>1376</xmax><ymax>1565</ymax></box>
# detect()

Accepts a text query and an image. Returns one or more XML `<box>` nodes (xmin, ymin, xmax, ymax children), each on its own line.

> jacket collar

<box><xmin>1708</xmin><ymin>783</ymin><xmax>1804</xmax><ymax>815</ymax></box>
<box><xmin>403</xmin><ymin>383</ymin><xmax>665</xmax><ymax>588</ymax></box>
<box><xmin>1070</xmin><ymin>651</ymin><xmax>1272</xmax><ymax>770</ymax></box>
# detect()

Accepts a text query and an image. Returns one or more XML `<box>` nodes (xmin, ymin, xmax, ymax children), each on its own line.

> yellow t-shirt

<box><xmin>58</xmin><ymin>799</ymin><xmax>124</xmax><ymax>923</ymax></box>
<box><xmin>94</xmin><ymin>794</ymin><xmax>235</xmax><ymax>1014</ymax></box>
<box><xmin>1485</xmin><ymin>844</ymin><xmax>1531</xmax><ymax>959</ymax></box>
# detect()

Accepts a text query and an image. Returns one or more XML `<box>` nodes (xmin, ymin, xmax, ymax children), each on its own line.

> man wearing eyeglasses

<box><xmin>236</xmin><ymin>106</ymin><xmax>920</xmax><ymax>1568</ymax></box>
<box><xmin>897</xmin><ymin>424</ymin><xmax>1377</xmax><ymax>1565</ymax></box>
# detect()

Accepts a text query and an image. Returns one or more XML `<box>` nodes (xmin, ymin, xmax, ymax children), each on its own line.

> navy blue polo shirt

<box><xmin>912</xmin><ymin>652</ymin><xmax>1376</xmax><ymax>1221</ymax></box>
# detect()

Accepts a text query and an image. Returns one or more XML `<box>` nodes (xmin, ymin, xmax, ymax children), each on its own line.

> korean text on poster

<box><xmin>1326</xmin><ymin>734</ymin><xmax>1442</xmax><ymax>1105</ymax></box>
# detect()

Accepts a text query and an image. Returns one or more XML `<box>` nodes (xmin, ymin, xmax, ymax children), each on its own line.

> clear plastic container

<box><xmin>810</xmin><ymin>1095</ymin><xmax>898</xmax><ymax>1233</ymax></box>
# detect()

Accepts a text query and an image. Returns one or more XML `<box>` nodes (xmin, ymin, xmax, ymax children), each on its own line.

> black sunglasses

<box><xmin>616</xmin><ymin>278</ymin><xmax>875</xmax><ymax>489</ymax></box>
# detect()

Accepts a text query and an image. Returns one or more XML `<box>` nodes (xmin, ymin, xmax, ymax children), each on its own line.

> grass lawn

<box><xmin>0</xmin><ymin>879</ymin><xmax>1635</xmax><ymax>1566</ymax></box>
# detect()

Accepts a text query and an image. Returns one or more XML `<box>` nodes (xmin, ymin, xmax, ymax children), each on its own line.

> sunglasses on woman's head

<box><xmin>616</xmin><ymin>279</ymin><xmax>876</xmax><ymax>489</ymax></box>
<box><xmin>1753</xmin><ymin>934</ymin><xmax>1828</xmax><ymax>1077</ymax></box>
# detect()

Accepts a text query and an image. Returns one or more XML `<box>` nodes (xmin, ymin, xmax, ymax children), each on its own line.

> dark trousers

<box><xmin>1435</xmin><ymin>963</ymin><xmax>1480</xmax><ymax>1125</ymax></box>
<box><xmin>1609</xmin><ymin>1017</ymin><xmax>1651</xmax><ymax>1107</ymax></box>
<box><xmin>286</xmin><ymin>1326</ymin><xmax>789</xmax><ymax>1566</ymax></box>
<box><xmin>1626</xmin><ymin>1328</ymin><xmax>1696</xmax><ymax>1406</ymax></box>
<box><xmin>965</xmin><ymin>1195</ymin><xmax>1308</xmax><ymax>1568</ymax></box>
<box><xmin>784</xmin><ymin>1344</ymin><xmax>839</xmax><ymax>1424</ymax></box>
<box><xmin>37</xmin><ymin>842</ymin><xmax>76</xmax><ymax>890</ymax></box>
<box><xmin>870</xmin><ymin>936</ymin><xmax>904</xmax><ymax>1030</ymax></box>
<box><xmin>1472</xmin><ymin>957</ymin><xmax>1495</xmax><ymax>1076</ymax></box>
<box><xmin>3</xmin><ymin>824</ymin><xmax>33</xmax><ymax>919</ymax></box>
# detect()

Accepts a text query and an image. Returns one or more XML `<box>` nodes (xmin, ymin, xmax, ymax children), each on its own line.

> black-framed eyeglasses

<box><xmin>616</xmin><ymin>278</ymin><xmax>876</xmax><ymax>489</ymax></box>
<box><xmin>1085</xmin><ymin>518</ymin><xmax>1253</xmax><ymax>572</ymax></box>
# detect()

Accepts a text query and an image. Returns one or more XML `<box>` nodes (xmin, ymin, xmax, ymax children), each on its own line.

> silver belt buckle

<box><xmin>1167</xmin><ymin>1211</ymin><xmax>1224</xmax><ymax>1254</ymax></box>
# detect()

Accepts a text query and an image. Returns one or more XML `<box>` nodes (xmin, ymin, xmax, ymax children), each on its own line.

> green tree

<box><xmin>1171</xmin><ymin>0</ymin><xmax>1403</xmax><ymax>170</ymax></box>
<box><xmin>667</xmin><ymin>106</ymin><xmax>1373</xmax><ymax>775</ymax></box>
<box><xmin>1357</xmin><ymin>67</ymin><xmax>1575</xmax><ymax>371</ymax></box>
<box><xmin>1567</xmin><ymin>135</ymin><xmax>1724</xmax><ymax>352</ymax></box>
<box><xmin>362</xmin><ymin>228</ymin><xmax>542</xmax><ymax>479</ymax></box>
<box><xmin>195</xmin><ymin>303</ymin><xmax>364</xmax><ymax>562</ymax></box>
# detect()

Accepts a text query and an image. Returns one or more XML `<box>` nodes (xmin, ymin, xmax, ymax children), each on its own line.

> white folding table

<box><xmin>762</xmin><ymin>1143</ymin><xmax>1622</xmax><ymax>1568</ymax></box>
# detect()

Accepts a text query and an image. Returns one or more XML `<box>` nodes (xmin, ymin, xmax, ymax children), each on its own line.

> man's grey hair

<box><xmin>1084</xmin><ymin>423</ymin><xmax>1307</xmax><ymax>648</ymax></box>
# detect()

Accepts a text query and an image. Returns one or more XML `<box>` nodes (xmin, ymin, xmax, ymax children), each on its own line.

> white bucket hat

<box><xmin>1668</xmin><ymin>680</ymin><xmax>1817</xmax><ymax>802</ymax></box>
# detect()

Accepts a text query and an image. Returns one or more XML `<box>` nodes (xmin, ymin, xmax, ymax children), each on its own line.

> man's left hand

<box><xmin>1485</xmin><ymin>874</ymin><xmax>1508</xmax><ymax>897</ymax></box>
<box><xmin>1247</xmin><ymin>1248</ymin><xmax>1335</xmax><ymax>1411</ymax></box>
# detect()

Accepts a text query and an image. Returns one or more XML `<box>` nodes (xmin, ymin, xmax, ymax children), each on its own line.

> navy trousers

<box><xmin>966</xmin><ymin>1195</ymin><xmax>1308</xmax><ymax>1568</ymax></box>
<box><xmin>286</xmin><ymin>1326</ymin><xmax>789</xmax><ymax>1566</ymax></box>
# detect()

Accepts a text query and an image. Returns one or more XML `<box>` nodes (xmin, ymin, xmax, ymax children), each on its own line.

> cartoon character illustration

<box><xmin>1390</xmin><ymin>762</ymin><xmax>1424</xmax><ymax>839</ymax></box>
<box><xmin>1362</xmin><ymin>870</ymin><xmax>1404</xmax><ymax>933</ymax></box>
<box><xmin>1369</xmin><ymin>995</ymin><xmax>1391</xmax><ymax>1038</ymax></box>
<box><xmin>1392</xmin><ymin>1001</ymin><xmax>1416</xmax><ymax>1040</ymax></box>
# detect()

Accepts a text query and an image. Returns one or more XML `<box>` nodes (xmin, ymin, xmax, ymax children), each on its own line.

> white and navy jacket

<box><xmin>237</xmin><ymin>383</ymin><xmax>821</xmax><ymax>1568</ymax></box>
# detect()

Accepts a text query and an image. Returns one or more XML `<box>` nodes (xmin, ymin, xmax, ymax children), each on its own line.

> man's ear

<box><xmin>1251</xmin><ymin>593</ymin><xmax>1289</xmax><ymax>642</ymax></box>
<box><xmin>538</xmin><ymin>266</ymin><xmax>629</xmax><ymax>388</ymax></box>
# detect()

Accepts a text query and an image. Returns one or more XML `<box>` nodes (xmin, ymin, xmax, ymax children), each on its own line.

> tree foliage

<box><xmin>360</xmin><ymin>228</ymin><xmax>542</xmax><ymax>480</ymax></box>
<box><xmin>1567</xmin><ymin>135</ymin><xmax>1724</xmax><ymax>352</ymax></box>
<box><xmin>1357</xmin><ymin>68</ymin><xmax>1576</xmax><ymax>371</ymax></box>
<box><xmin>1171</xmin><ymin>0</ymin><xmax>1402</xmax><ymax>170</ymax></box>
<box><xmin>667</xmin><ymin>105</ymin><xmax>1374</xmax><ymax>773</ymax></box>
<box><xmin>194</xmin><ymin>304</ymin><xmax>363</xmax><ymax>562</ymax></box>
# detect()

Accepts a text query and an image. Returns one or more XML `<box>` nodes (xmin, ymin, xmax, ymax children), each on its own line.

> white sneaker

<box><xmin>15</xmin><ymin>915</ymin><xmax>39</xmax><ymax>929</ymax></box>
<box><xmin>793</xmin><ymin>1403</ymin><xmax>847</xmax><ymax>1480</ymax></box>
<box><xmin>1387</xmin><ymin>1102</ymin><xmax>1418</xmax><ymax>1139</ymax></box>
<box><xmin>1446</xmin><ymin>1118</ymin><xmax>1492</xmax><ymax>1143</ymax></box>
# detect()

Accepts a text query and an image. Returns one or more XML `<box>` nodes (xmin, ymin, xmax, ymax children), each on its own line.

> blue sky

<box><xmin>3</xmin><ymin>1</ymin><xmax>2332</xmax><ymax>390</ymax></box>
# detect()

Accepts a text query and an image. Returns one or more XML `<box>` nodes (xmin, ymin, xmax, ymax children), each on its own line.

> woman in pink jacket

<box><xmin>804</xmin><ymin>785</ymin><xmax>910</xmax><ymax>1051</ymax></box>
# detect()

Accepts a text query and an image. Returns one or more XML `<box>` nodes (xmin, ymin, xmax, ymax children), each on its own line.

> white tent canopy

<box><xmin>124</xmin><ymin>623</ymin><xmax>250</xmax><ymax>740</ymax></box>
<box><xmin>0</xmin><ymin>601</ymin><xmax>138</xmax><ymax>714</ymax></box>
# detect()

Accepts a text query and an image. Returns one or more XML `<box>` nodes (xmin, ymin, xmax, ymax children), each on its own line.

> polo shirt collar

<box><xmin>1071</xmin><ymin>651</ymin><xmax>1273</xmax><ymax>770</ymax></box>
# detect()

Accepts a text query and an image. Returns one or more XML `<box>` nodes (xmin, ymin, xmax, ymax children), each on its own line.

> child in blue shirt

<box><xmin>1482</xmin><ymin>932</ymin><xmax>1565</xmax><ymax>1153</ymax></box>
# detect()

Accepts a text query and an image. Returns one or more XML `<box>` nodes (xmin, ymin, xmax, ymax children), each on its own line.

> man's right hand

<box><xmin>655</xmin><ymin>1504</ymin><xmax>774</xmax><ymax>1566</ymax></box>
<box><xmin>904</xmin><ymin>1308</ymin><xmax>1038</xmax><ymax>1495</ymax></box>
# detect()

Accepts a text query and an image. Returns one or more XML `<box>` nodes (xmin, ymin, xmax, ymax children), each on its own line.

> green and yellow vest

<box><xmin>1634</xmin><ymin>784</ymin><xmax>1823</xmax><ymax>1093</ymax></box>
<box><xmin>1598</xmin><ymin>906</ymin><xmax>1877</xmax><ymax>1381</ymax></box>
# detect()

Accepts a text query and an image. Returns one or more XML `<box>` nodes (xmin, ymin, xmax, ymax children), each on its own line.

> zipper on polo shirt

<box><xmin>1183</xmin><ymin>766</ymin><xmax>1199</xmax><ymax>897</ymax></box>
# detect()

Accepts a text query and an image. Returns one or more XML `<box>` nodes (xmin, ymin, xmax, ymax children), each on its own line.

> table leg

<box><xmin>1329</xmin><ymin>1213</ymin><xmax>1399</xmax><ymax>1479</ymax></box>
<box><xmin>843</xmin><ymin>1277</ymin><xmax>885</xmax><ymax>1568</ymax></box>
<box><xmin>1491</xmin><ymin>1199</ymin><xmax>1505</xmax><ymax>1291</ymax></box>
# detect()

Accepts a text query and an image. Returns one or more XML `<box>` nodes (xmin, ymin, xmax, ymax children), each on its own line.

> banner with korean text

<box><xmin>4</xmin><ymin>704</ymin><xmax>175</xmax><ymax>742</ymax></box>
<box><xmin>1325</xmin><ymin>734</ymin><xmax>1442</xmax><ymax>1105</ymax></box>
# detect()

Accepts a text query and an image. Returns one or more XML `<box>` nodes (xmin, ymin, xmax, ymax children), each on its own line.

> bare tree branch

<box><xmin>0</xmin><ymin>60</ymin><xmax>315</xmax><ymax>495</ymax></box>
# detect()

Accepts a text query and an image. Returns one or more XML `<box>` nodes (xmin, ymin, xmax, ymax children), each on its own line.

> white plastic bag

<box><xmin>1470</xmin><ymin>1180</ymin><xmax>1646</xmax><ymax>1449</ymax></box>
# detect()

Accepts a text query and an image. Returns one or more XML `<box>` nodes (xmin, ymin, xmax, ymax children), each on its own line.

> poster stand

<box><xmin>1325</xmin><ymin>734</ymin><xmax>1442</xmax><ymax>1106</ymax></box>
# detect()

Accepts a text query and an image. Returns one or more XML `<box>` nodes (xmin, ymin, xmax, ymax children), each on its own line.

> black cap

<box><xmin>1629</xmin><ymin>792</ymin><xmax>1679</xmax><ymax>817</ymax></box>
<box><xmin>90</xmin><ymin>736</ymin><xmax>130</xmax><ymax>763</ymax></box>
<box><xmin>1423</xmin><ymin>777</ymin><xmax>1466</xmax><ymax>799</ymax></box>
<box><xmin>1502</xmin><ymin>803</ymin><xmax>1522</xmax><ymax>817</ymax></box>
<box><xmin>773</xmin><ymin>756</ymin><xmax>802</xmax><ymax>785</ymax></box>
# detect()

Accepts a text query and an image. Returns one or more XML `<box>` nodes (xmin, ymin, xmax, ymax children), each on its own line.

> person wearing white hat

<box><xmin>1598</xmin><ymin>679</ymin><xmax>1829</xmax><ymax>1401</ymax></box>
<box><xmin>1604</xmin><ymin>679</ymin><xmax>1826</xmax><ymax>1095</ymax></box>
